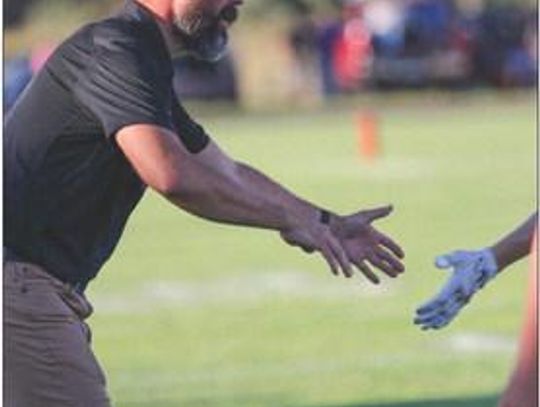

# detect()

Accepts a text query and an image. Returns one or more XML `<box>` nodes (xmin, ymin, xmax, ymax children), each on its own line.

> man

<box><xmin>414</xmin><ymin>213</ymin><xmax>538</xmax><ymax>406</ymax></box>
<box><xmin>3</xmin><ymin>1</ymin><xmax>405</xmax><ymax>405</ymax></box>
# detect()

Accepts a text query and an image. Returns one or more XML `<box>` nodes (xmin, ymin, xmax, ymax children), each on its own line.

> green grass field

<box><xmin>88</xmin><ymin>92</ymin><xmax>536</xmax><ymax>407</ymax></box>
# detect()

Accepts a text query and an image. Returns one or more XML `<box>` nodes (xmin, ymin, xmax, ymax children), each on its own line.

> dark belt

<box><xmin>3</xmin><ymin>246</ymin><xmax>87</xmax><ymax>293</ymax></box>
<box><xmin>3</xmin><ymin>246</ymin><xmax>26</xmax><ymax>263</ymax></box>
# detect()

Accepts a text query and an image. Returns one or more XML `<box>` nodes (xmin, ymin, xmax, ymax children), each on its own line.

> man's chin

<box><xmin>192</xmin><ymin>32</ymin><xmax>228</xmax><ymax>62</ymax></box>
<box><xmin>172</xmin><ymin>29</ymin><xmax>228</xmax><ymax>62</ymax></box>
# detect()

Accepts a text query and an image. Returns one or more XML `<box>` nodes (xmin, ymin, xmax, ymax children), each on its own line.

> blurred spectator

<box><xmin>4</xmin><ymin>0</ymin><xmax>35</xmax><ymax>27</ymax></box>
<box><xmin>286</xmin><ymin>0</ymin><xmax>538</xmax><ymax>95</ymax></box>
<box><xmin>4</xmin><ymin>56</ymin><xmax>33</xmax><ymax>112</ymax></box>
<box><xmin>402</xmin><ymin>0</ymin><xmax>454</xmax><ymax>56</ymax></box>
<box><xmin>4</xmin><ymin>43</ymin><xmax>238</xmax><ymax>111</ymax></box>
<box><xmin>312</xmin><ymin>1</ymin><xmax>373</xmax><ymax>95</ymax></box>
<box><xmin>6</xmin><ymin>0</ymin><xmax>538</xmax><ymax>108</ymax></box>
<box><xmin>472</xmin><ymin>3</ymin><xmax>533</xmax><ymax>86</ymax></box>
<box><xmin>288</xmin><ymin>2</ymin><xmax>322</xmax><ymax>102</ymax></box>
<box><xmin>332</xmin><ymin>1</ymin><xmax>373</xmax><ymax>92</ymax></box>
<box><xmin>4</xmin><ymin>43</ymin><xmax>55</xmax><ymax>112</ymax></box>
<box><xmin>364</xmin><ymin>0</ymin><xmax>405</xmax><ymax>58</ymax></box>
<box><xmin>317</xmin><ymin>13</ymin><xmax>344</xmax><ymax>95</ymax></box>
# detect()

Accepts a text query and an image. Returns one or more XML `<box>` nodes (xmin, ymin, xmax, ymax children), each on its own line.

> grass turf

<box><xmin>87</xmin><ymin>92</ymin><xmax>536</xmax><ymax>407</ymax></box>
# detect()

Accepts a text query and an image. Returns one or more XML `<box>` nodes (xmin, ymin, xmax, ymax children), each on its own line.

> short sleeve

<box><xmin>171</xmin><ymin>97</ymin><xmax>210</xmax><ymax>154</ymax></box>
<box><xmin>74</xmin><ymin>23</ymin><xmax>174</xmax><ymax>139</ymax></box>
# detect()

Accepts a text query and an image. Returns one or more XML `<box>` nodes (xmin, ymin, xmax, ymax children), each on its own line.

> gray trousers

<box><xmin>3</xmin><ymin>260</ymin><xmax>111</xmax><ymax>407</ymax></box>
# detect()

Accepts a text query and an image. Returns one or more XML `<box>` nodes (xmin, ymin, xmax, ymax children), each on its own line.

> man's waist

<box><xmin>3</xmin><ymin>246</ymin><xmax>89</xmax><ymax>293</ymax></box>
<box><xmin>3</xmin><ymin>246</ymin><xmax>26</xmax><ymax>263</ymax></box>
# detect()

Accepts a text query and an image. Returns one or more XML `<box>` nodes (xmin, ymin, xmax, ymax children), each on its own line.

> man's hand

<box><xmin>117</xmin><ymin>125</ymin><xmax>402</xmax><ymax>282</ymax></box>
<box><xmin>332</xmin><ymin>206</ymin><xmax>405</xmax><ymax>284</ymax></box>
<box><xmin>280</xmin><ymin>213</ymin><xmax>354</xmax><ymax>279</ymax></box>
<box><xmin>414</xmin><ymin>249</ymin><xmax>499</xmax><ymax>330</ymax></box>
<box><xmin>281</xmin><ymin>205</ymin><xmax>405</xmax><ymax>283</ymax></box>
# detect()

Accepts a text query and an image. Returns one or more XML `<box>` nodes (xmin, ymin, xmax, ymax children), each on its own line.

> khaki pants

<box><xmin>3</xmin><ymin>261</ymin><xmax>111</xmax><ymax>407</ymax></box>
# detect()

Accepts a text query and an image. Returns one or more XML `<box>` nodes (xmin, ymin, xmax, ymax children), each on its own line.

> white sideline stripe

<box><xmin>445</xmin><ymin>332</ymin><xmax>517</xmax><ymax>353</ymax></box>
<box><xmin>92</xmin><ymin>271</ymin><xmax>395</xmax><ymax>314</ymax></box>
<box><xmin>111</xmin><ymin>343</ymin><xmax>510</xmax><ymax>396</ymax></box>
<box><xmin>112</xmin><ymin>353</ymin><xmax>417</xmax><ymax>392</ymax></box>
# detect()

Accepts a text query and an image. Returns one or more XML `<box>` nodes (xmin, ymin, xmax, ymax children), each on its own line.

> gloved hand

<box><xmin>414</xmin><ymin>249</ymin><xmax>499</xmax><ymax>330</ymax></box>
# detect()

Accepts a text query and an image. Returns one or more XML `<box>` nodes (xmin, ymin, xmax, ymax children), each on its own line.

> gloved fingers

<box><xmin>417</xmin><ymin>299</ymin><xmax>465</xmax><ymax>330</ymax></box>
<box><xmin>422</xmin><ymin>313</ymin><xmax>453</xmax><ymax>330</ymax></box>
<box><xmin>435</xmin><ymin>250</ymin><xmax>469</xmax><ymax>269</ymax></box>
<box><xmin>414</xmin><ymin>298</ymin><xmax>458</xmax><ymax>325</ymax></box>
<box><xmin>420</xmin><ymin>313</ymin><xmax>449</xmax><ymax>330</ymax></box>
<box><xmin>434</xmin><ymin>254</ymin><xmax>453</xmax><ymax>269</ymax></box>
<box><xmin>415</xmin><ymin>282</ymin><xmax>467</xmax><ymax>323</ymax></box>
<box><xmin>416</xmin><ymin>295</ymin><xmax>447</xmax><ymax>315</ymax></box>
<box><xmin>416</xmin><ymin>277</ymin><xmax>461</xmax><ymax>314</ymax></box>
<box><xmin>415</xmin><ymin>298</ymin><xmax>457</xmax><ymax>324</ymax></box>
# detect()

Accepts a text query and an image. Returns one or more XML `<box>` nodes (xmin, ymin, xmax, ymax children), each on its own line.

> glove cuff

<box><xmin>478</xmin><ymin>248</ymin><xmax>499</xmax><ymax>285</ymax></box>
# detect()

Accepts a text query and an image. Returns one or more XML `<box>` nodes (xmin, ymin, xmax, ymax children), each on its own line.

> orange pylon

<box><xmin>357</xmin><ymin>111</ymin><xmax>381</xmax><ymax>161</ymax></box>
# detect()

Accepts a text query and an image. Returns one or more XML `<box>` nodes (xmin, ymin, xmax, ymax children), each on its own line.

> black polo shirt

<box><xmin>4</xmin><ymin>0</ymin><xmax>210</xmax><ymax>290</ymax></box>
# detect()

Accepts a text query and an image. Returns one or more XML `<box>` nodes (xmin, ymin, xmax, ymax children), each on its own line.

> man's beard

<box><xmin>171</xmin><ymin>10</ymin><xmax>229</xmax><ymax>62</ymax></box>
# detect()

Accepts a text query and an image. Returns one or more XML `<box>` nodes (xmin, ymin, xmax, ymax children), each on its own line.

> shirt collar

<box><xmin>120</xmin><ymin>0</ymin><xmax>174</xmax><ymax>62</ymax></box>
<box><xmin>121</xmin><ymin>0</ymin><xmax>158</xmax><ymax>25</ymax></box>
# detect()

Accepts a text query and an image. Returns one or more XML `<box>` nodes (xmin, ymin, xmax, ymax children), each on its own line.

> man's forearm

<box><xmin>116</xmin><ymin>125</ymin><xmax>325</xmax><ymax>233</ymax></box>
<box><xmin>491</xmin><ymin>213</ymin><xmax>538</xmax><ymax>271</ymax></box>
<box><xmin>166</xmin><ymin>161</ymin><xmax>322</xmax><ymax>232</ymax></box>
<box><xmin>116</xmin><ymin>125</ymin><xmax>404</xmax><ymax>279</ymax></box>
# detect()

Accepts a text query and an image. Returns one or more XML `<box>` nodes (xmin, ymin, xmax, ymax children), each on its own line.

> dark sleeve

<box><xmin>171</xmin><ymin>96</ymin><xmax>210</xmax><ymax>154</ymax></box>
<box><xmin>73</xmin><ymin>23</ymin><xmax>174</xmax><ymax>139</ymax></box>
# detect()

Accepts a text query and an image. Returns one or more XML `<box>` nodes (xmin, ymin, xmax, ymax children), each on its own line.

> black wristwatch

<box><xmin>319</xmin><ymin>209</ymin><xmax>332</xmax><ymax>225</ymax></box>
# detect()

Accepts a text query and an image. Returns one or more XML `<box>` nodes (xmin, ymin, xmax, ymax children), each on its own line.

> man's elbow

<box><xmin>149</xmin><ymin>173</ymin><xmax>194</xmax><ymax>201</ymax></box>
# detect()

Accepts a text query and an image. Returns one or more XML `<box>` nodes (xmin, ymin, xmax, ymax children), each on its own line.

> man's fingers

<box><xmin>319</xmin><ymin>245</ymin><xmax>339</xmax><ymax>276</ymax></box>
<box><xmin>327</xmin><ymin>237</ymin><xmax>353</xmax><ymax>278</ymax></box>
<box><xmin>357</xmin><ymin>205</ymin><xmax>394</xmax><ymax>224</ymax></box>
<box><xmin>376</xmin><ymin>232</ymin><xmax>405</xmax><ymax>259</ymax></box>
<box><xmin>354</xmin><ymin>260</ymin><xmax>380</xmax><ymax>284</ymax></box>
<box><xmin>375</xmin><ymin>247</ymin><xmax>405</xmax><ymax>274</ymax></box>
<box><xmin>367</xmin><ymin>252</ymin><xmax>398</xmax><ymax>278</ymax></box>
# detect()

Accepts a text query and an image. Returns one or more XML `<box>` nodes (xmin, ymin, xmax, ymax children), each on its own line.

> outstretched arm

<box><xmin>415</xmin><ymin>212</ymin><xmax>538</xmax><ymax>330</ymax></box>
<box><xmin>491</xmin><ymin>213</ymin><xmax>538</xmax><ymax>272</ymax></box>
<box><xmin>116</xmin><ymin>124</ymin><xmax>404</xmax><ymax>281</ymax></box>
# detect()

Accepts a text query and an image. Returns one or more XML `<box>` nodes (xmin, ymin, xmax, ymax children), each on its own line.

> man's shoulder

<box><xmin>89</xmin><ymin>15</ymin><xmax>157</xmax><ymax>54</ymax></box>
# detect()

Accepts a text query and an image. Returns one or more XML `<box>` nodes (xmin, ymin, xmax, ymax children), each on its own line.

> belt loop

<box><xmin>73</xmin><ymin>282</ymin><xmax>83</xmax><ymax>294</ymax></box>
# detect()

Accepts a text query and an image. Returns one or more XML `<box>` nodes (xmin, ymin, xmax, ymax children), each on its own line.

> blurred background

<box><xmin>4</xmin><ymin>0</ymin><xmax>538</xmax><ymax>109</ymax></box>
<box><xmin>3</xmin><ymin>1</ymin><xmax>537</xmax><ymax>407</ymax></box>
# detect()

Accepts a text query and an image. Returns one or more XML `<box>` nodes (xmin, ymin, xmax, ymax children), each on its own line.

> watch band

<box><xmin>319</xmin><ymin>209</ymin><xmax>332</xmax><ymax>225</ymax></box>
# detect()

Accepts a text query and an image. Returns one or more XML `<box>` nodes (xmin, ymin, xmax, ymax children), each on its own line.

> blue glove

<box><xmin>414</xmin><ymin>249</ymin><xmax>499</xmax><ymax>330</ymax></box>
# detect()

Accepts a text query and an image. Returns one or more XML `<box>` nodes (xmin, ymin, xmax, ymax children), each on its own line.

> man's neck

<box><xmin>135</xmin><ymin>0</ymin><xmax>188</xmax><ymax>61</ymax></box>
<box><xmin>135</xmin><ymin>0</ymin><xmax>172</xmax><ymax>23</ymax></box>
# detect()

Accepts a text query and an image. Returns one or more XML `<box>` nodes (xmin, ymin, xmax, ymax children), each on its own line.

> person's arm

<box><xmin>415</xmin><ymin>212</ymin><xmax>538</xmax><ymax>330</ymax></box>
<box><xmin>116</xmin><ymin>124</ymin><xmax>404</xmax><ymax>280</ymax></box>
<box><xmin>491</xmin><ymin>213</ymin><xmax>538</xmax><ymax>272</ymax></box>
